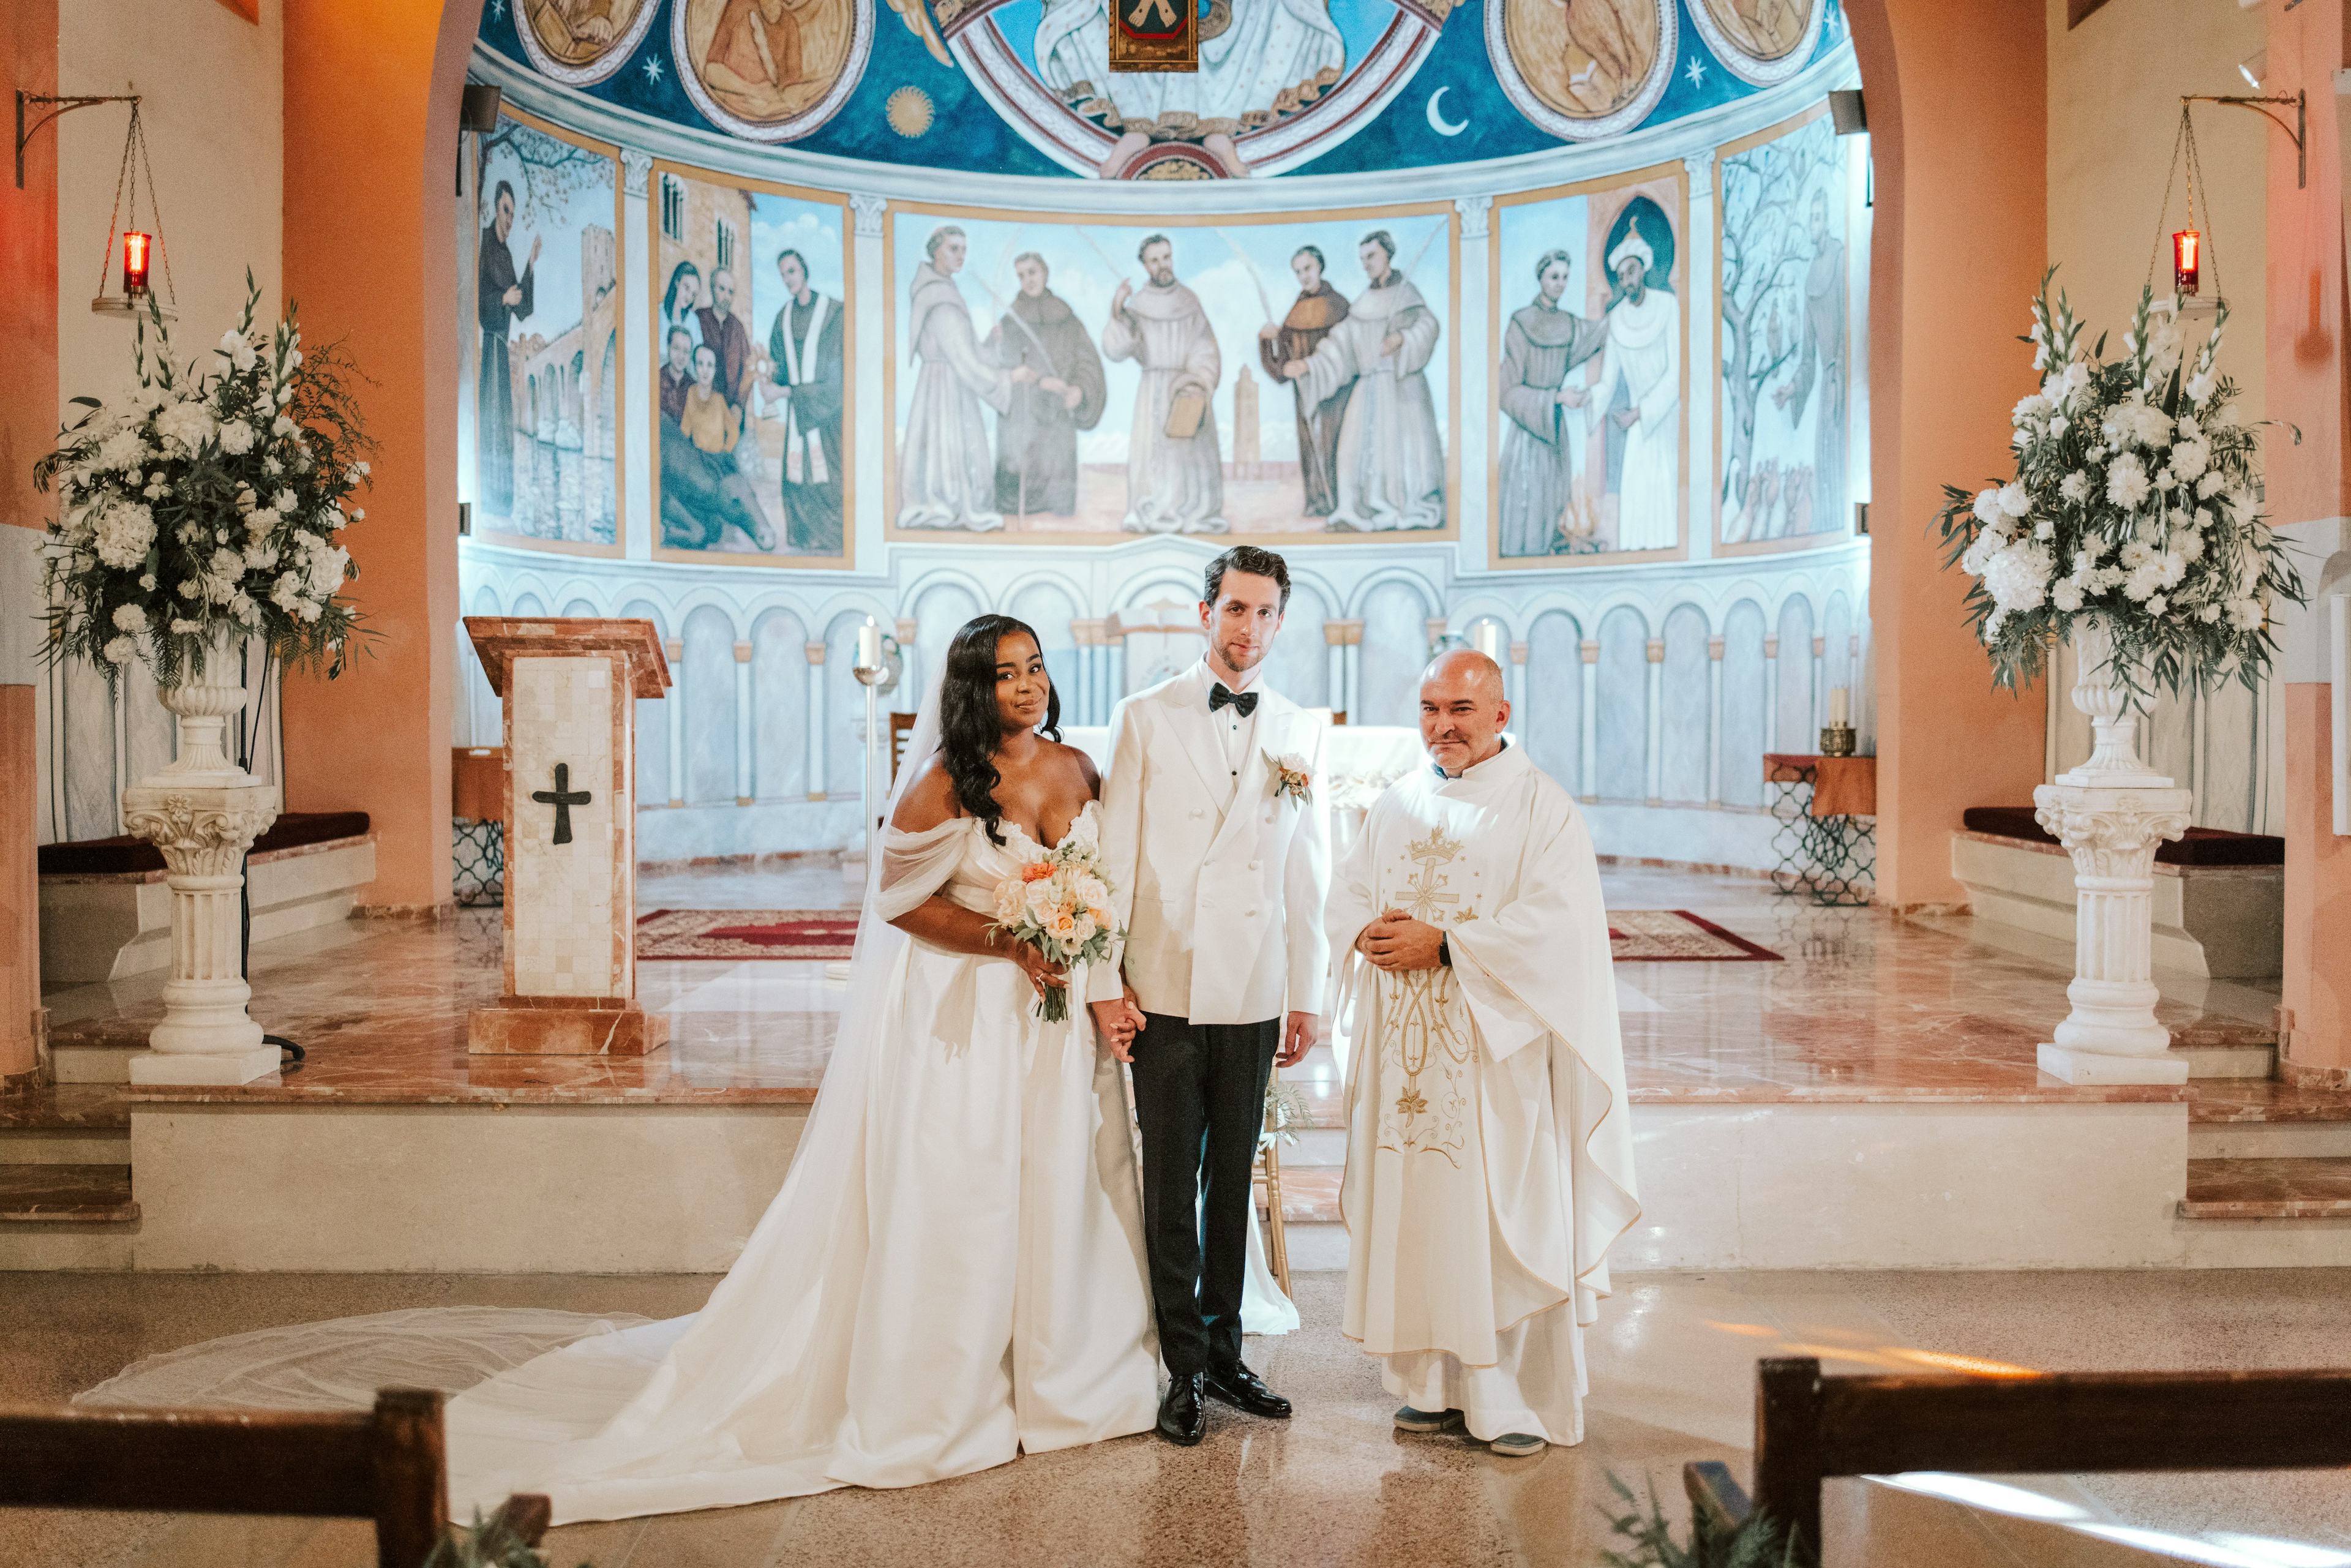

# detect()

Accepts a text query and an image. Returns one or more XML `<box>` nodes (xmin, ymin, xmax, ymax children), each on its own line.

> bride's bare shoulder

<box><xmin>1039</xmin><ymin>735</ymin><xmax>1102</xmax><ymax>799</ymax></box>
<box><xmin>890</xmin><ymin>757</ymin><xmax>962</xmax><ymax>833</ymax></box>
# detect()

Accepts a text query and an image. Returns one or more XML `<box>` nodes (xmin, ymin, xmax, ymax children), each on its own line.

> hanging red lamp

<box><xmin>119</xmin><ymin>229</ymin><xmax>152</xmax><ymax>297</ymax></box>
<box><xmin>2172</xmin><ymin>227</ymin><xmax>2202</xmax><ymax>298</ymax></box>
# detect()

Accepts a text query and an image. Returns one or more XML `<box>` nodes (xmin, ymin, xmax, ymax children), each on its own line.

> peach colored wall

<box><xmin>2271</xmin><ymin>0</ymin><xmax>2351</xmax><ymax>1079</ymax></box>
<box><xmin>1</xmin><ymin>0</ymin><xmax>59</xmax><ymax>535</ymax></box>
<box><xmin>1846</xmin><ymin>0</ymin><xmax>2053</xmax><ymax>910</ymax></box>
<box><xmin>277</xmin><ymin>0</ymin><xmax>482</xmax><ymax>912</ymax></box>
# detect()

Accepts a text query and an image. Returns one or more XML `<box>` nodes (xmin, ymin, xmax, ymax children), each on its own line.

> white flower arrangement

<box><xmin>1937</xmin><ymin>273</ymin><xmax>2303</xmax><ymax>697</ymax></box>
<box><xmin>34</xmin><ymin>276</ymin><xmax>373</xmax><ymax>688</ymax></box>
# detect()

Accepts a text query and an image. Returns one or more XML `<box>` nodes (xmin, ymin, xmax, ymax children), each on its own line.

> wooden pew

<box><xmin>0</xmin><ymin>1387</ymin><xmax>551</xmax><ymax>1568</ymax></box>
<box><xmin>1685</xmin><ymin>1355</ymin><xmax>2351</xmax><ymax>1566</ymax></box>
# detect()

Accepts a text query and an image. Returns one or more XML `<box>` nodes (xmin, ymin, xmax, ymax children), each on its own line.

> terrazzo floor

<box><xmin>8</xmin><ymin>1268</ymin><xmax>2351</xmax><ymax>1567</ymax></box>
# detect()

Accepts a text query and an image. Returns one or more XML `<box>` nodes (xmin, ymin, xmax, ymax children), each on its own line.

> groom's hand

<box><xmin>1279</xmin><ymin>1010</ymin><xmax>1319</xmax><ymax>1067</ymax></box>
<box><xmin>1090</xmin><ymin>994</ymin><xmax>1143</xmax><ymax>1063</ymax></box>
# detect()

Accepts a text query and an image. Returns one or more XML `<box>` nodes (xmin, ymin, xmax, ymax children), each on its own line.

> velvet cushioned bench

<box><xmin>1951</xmin><ymin>807</ymin><xmax>2282</xmax><ymax>980</ymax></box>
<box><xmin>39</xmin><ymin>812</ymin><xmax>375</xmax><ymax>984</ymax></box>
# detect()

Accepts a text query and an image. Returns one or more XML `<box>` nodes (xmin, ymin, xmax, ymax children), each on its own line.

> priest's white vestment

<box><xmin>1328</xmin><ymin>741</ymin><xmax>1639</xmax><ymax>1445</ymax></box>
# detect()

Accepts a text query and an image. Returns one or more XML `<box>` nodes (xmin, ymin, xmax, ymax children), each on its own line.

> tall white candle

<box><xmin>1829</xmin><ymin>686</ymin><xmax>1850</xmax><ymax>726</ymax></box>
<box><xmin>856</xmin><ymin>620</ymin><xmax>883</xmax><ymax>672</ymax></box>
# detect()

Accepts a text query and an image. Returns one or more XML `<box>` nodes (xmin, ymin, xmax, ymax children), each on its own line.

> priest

<box><xmin>1327</xmin><ymin>648</ymin><xmax>1640</xmax><ymax>1457</ymax></box>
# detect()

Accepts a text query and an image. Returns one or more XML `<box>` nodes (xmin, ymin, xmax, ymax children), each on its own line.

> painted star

<box><xmin>1685</xmin><ymin>57</ymin><xmax>1707</xmax><ymax>90</ymax></box>
<box><xmin>644</xmin><ymin>54</ymin><xmax>666</xmax><ymax>84</ymax></box>
<box><xmin>489</xmin><ymin>0</ymin><xmax>504</xmax><ymax>19</ymax></box>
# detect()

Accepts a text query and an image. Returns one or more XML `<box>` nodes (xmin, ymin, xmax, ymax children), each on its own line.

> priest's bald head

<box><xmin>1420</xmin><ymin>649</ymin><xmax>1510</xmax><ymax>777</ymax></box>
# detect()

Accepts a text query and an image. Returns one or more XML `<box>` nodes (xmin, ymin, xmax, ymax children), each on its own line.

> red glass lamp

<box><xmin>2172</xmin><ymin>227</ymin><xmax>2202</xmax><ymax>298</ymax></box>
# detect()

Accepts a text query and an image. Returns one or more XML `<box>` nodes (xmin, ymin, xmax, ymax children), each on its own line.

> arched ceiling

<box><xmin>478</xmin><ymin>0</ymin><xmax>1847</xmax><ymax>179</ymax></box>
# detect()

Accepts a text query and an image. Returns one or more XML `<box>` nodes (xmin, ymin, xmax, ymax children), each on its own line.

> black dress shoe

<box><xmin>1157</xmin><ymin>1372</ymin><xmax>1206</xmax><ymax>1446</ymax></box>
<box><xmin>1204</xmin><ymin>1360</ymin><xmax>1292</xmax><ymax>1419</ymax></box>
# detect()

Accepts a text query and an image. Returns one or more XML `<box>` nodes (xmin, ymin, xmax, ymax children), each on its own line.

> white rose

<box><xmin>2146</xmin><ymin>593</ymin><xmax>2169</xmax><ymax>616</ymax></box>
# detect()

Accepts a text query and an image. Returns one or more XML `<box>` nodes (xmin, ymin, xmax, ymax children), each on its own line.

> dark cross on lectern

<box><xmin>531</xmin><ymin>762</ymin><xmax>592</xmax><ymax>846</ymax></box>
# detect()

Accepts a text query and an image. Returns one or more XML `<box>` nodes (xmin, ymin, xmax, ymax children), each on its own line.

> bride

<box><xmin>434</xmin><ymin>612</ymin><xmax>1160</xmax><ymax>1520</ymax></box>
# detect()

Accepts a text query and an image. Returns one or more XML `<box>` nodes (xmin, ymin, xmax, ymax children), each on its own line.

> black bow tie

<box><xmin>1209</xmin><ymin>683</ymin><xmax>1258</xmax><ymax>717</ymax></box>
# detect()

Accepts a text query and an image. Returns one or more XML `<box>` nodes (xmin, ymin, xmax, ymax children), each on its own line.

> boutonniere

<box><xmin>1267</xmin><ymin>752</ymin><xmax>1313</xmax><ymax>805</ymax></box>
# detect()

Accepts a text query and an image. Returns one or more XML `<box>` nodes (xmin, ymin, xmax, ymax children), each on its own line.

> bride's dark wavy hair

<box><xmin>939</xmin><ymin>613</ymin><xmax>1060</xmax><ymax>844</ymax></box>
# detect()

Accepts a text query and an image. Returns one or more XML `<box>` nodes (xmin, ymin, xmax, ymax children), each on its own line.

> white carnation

<box><xmin>269</xmin><ymin>572</ymin><xmax>307</xmax><ymax>616</ymax></box>
<box><xmin>154</xmin><ymin>399</ymin><xmax>218</xmax><ymax>454</ymax></box>
<box><xmin>2105</xmin><ymin>454</ymin><xmax>2151</xmax><ymax>511</ymax></box>
<box><xmin>2012</xmin><ymin>392</ymin><xmax>2049</xmax><ymax>426</ymax></box>
<box><xmin>2171</xmin><ymin>440</ymin><xmax>2210</xmax><ymax>482</ymax></box>
<box><xmin>2059</xmin><ymin>471</ymin><xmax>2090</xmax><ymax>503</ymax></box>
<box><xmin>2134</xmin><ymin>403</ymin><xmax>2175</xmax><ymax>449</ymax></box>
<box><xmin>274</xmin><ymin>489</ymin><xmax>298</xmax><ymax>514</ymax></box>
<box><xmin>137</xmin><ymin>572</ymin><xmax>156</xmax><ymax>591</ymax></box>
<box><xmin>92</xmin><ymin>501</ymin><xmax>156</xmax><ymax>569</ymax></box>
<box><xmin>271</xmin><ymin>415</ymin><xmax>297</xmax><ymax>438</ymax></box>
<box><xmin>1971</xmin><ymin>487</ymin><xmax>2005</xmax><ymax>526</ymax></box>
<box><xmin>94</xmin><ymin>429</ymin><xmax>146</xmax><ymax>471</ymax></box>
<box><xmin>218</xmin><ymin>419</ymin><xmax>257</xmax><ymax>456</ymax></box>
<box><xmin>1997</xmin><ymin>482</ymin><xmax>2030</xmax><ymax>519</ymax></box>
<box><xmin>2199</xmin><ymin>602</ymin><xmax>2223</xmax><ymax>624</ymax></box>
<box><xmin>102</xmin><ymin>634</ymin><xmax>136</xmax><ymax>666</ymax></box>
<box><xmin>1981</xmin><ymin>542</ymin><xmax>2056</xmax><ymax>613</ymax></box>
<box><xmin>2051</xmin><ymin>580</ymin><xmax>2085</xmax><ymax>613</ymax></box>
<box><xmin>170</xmin><ymin>617</ymin><xmax>203</xmax><ymax>636</ymax></box>
<box><xmin>111</xmin><ymin>603</ymin><xmax>144</xmax><ymax>632</ymax></box>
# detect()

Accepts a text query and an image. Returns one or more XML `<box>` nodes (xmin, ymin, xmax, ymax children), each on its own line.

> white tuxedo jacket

<box><xmin>1087</xmin><ymin>666</ymin><xmax>1332</xmax><ymax>1025</ymax></box>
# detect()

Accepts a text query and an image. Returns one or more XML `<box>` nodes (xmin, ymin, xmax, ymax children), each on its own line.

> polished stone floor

<box><xmin>37</xmin><ymin>858</ymin><xmax>2283</xmax><ymax>1111</ymax></box>
<box><xmin>9</xmin><ymin>1267</ymin><xmax>2351</xmax><ymax>1567</ymax></box>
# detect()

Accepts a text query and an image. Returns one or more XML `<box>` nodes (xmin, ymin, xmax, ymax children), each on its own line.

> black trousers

<box><xmin>1127</xmin><ymin>1011</ymin><xmax>1280</xmax><ymax>1379</ymax></box>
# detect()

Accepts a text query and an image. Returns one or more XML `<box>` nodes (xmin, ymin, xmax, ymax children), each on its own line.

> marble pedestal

<box><xmin>463</xmin><ymin>618</ymin><xmax>671</xmax><ymax>1056</ymax></box>
<box><xmin>122</xmin><ymin>655</ymin><xmax>284</xmax><ymax>1087</ymax></box>
<box><xmin>2033</xmin><ymin>781</ymin><xmax>2194</xmax><ymax>1086</ymax></box>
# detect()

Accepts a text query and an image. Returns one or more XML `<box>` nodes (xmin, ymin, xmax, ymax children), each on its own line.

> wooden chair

<box><xmin>0</xmin><ymin>1387</ymin><xmax>551</xmax><ymax>1568</ymax></box>
<box><xmin>889</xmin><ymin>710</ymin><xmax>921</xmax><ymax>786</ymax></box>
<box><xmin>1684</xmin><ymin>1356</ymin><xmax>2351</xmax><ymax>1566</ymax></box>
<box><xmin>1253</xmin><ymin>1095</ymin><xmax>1292</xmax><ymax>1298</ymax></box>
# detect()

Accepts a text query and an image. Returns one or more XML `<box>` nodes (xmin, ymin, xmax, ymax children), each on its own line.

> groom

<box><xmin>1092</xmin><ymin>545</ymin><xmax>1330</xmax><ymax>1446</ymax></box>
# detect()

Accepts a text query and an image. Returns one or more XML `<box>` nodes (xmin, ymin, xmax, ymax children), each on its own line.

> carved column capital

<box><xmin>1684</xmin><ymin>147</ymin><xmax>1719</xmax><ymax>199</ymax></box>
<box><xmin>620</xmin><ymin>147</ymin><xmax>653</xmax><ymax>198</ymax></box>
<box><xmin>1453</xmin><ymin>193</ymin><xmax>1493</xmax><ymax>240</ymax></box>
<box><xmin>121</xmin><ymin>786</ymin><xmax>279</xmax><ymax>879</ymax></box>
<box><xmin>849</xmin><ymin>192</ymin><xmax>888</xmax><ymax>238</ymax></box>
<box><xmin>2032</xmin><ymin>786</ymin><xmax>2194</xmax><ymax>880</ymax></box>
<box><xmin>1324</xmin><ymin>619</ymin><xmax>1364</xmax><ymax>647</ymax></box>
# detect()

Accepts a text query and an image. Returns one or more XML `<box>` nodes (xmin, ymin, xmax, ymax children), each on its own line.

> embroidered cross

<box><xmin>531</xmin><ymin>762</ymin><xmax>591</xmax><ymax>846</ymax></box>
<box><xmin>1401</xmin><ymin>829</ymin><xmax>1463</xmax><ymax>925</ymax></box>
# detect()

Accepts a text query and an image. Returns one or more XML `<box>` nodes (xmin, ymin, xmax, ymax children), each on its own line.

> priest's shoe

<box><xmin>1490</xmin><ymin>1432</ymin><xmax>1547</xmax><ymax>1458</ymax></box>
<box><xmin>1204</xmin><ymin>1360</ymin><xmax>1292</xmax><ymax>1419</ymax></box>
<box><xmin>1157</xmin><ymin>1373</ymin><xmax>1206</xmax><ymax>1446</ymax></box>
<box><xmin>1393</xmin><ymin>1405</ymin><xmax>1459</xmax><ymax>1433</ymax></box>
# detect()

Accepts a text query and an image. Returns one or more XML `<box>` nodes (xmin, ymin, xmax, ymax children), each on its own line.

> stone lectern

<box><xmin>464</xmin><ymin>618</ymin><xmax>670</xmax><ymax>1056</ymax></box>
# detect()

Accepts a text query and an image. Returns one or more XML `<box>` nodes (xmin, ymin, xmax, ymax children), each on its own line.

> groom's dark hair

<box><xmin>1203</xmin><ymin>546</ymin><xmax>1291</xmax><ymax>612</ymax></box>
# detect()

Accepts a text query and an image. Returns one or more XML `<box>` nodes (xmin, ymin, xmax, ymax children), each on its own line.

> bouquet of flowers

<box><xmin>1935</xmin><ymin>271</ymin><xmax>2302</xmax><ymax>700</ymax></box>
<box><xmin>990</xmin><ymin>835</ymin><xmax>1123</xmax><ymax>1024</ymax></box>
<box><xmin>33</xmin><ymin>275</ymin><xmax>373</xmax><ymax>689</ymax></box>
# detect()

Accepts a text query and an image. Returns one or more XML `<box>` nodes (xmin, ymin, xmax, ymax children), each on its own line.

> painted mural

<box><xmin>1490</xmin><ymin>166</ymin><xmax>1686</xmax><ymax>566</ymax></box>
<box><xmin>461</xmin><ymin>108</ymin><xmax>624</xmax><ymax>552</ymax></box>
<box><xmin>650</xmin><ymin>161</ymin><xmax>853</xmax><ymax>565</ymax></box>
<box><xmin>885</xmin><ymin>204</ymin><xmax>1455</xmax><ymax>541</ymax></box>
<box><xmin>471</xmin><ymin>0</ymin><xmax>1848</xmax><ymax>178</ymax></box>
<box><xmin>1716</xmin><ymin>108</ymin><xmax>1850</xmax><ymax>554</ymax></box>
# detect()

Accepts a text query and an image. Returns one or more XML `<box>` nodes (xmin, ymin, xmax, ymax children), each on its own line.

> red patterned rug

<box><xmin>639</xmin><ymin>908</ymin><xmax>1777</xmax><ymax>964</ymax></box>
<box><xmin>1608</xmin><ymin>910</ymin><xmax>1783</xmax><ymax>962</ymax></box>
<box><xmin>636</xmin><ymin>909</ymin><xmax>860</xmax><ymax>961</ymax></box>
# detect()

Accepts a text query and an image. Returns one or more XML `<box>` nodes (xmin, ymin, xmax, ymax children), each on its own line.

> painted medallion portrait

<box><xmin>1686</xmin><ymin>0</ymin><xmax>1824</xmax><ymax>86</ymax></box>
<box><xmin>1488</xmin><ymin>0</ymin><xmax>1675</xmax><ymax>141</ymax></box>
<box><xmin>513</xmin><ymin>0</ymin><xmax>662</xmax><ymax>84</ymax></box>
<box><xmin>1490</xmin><ymin>166</ymin><xmax>1687</xmax><ymax>566</ymax></box>
<box><xmin>674</xmin><ymin>0</ymin><xmax>874</xmax><ymax>141</ymax></box>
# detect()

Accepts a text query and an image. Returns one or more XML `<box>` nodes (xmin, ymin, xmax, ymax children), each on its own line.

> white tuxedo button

<box><xmin>1191</xmin><ymin>808</ymin><xmax>1205</xmax><ymax>819</ymax></box>
<box><xmin>1248</xmin><ymin>860</ymin><xmax>1260</xmax><ymax>871</ymax></box>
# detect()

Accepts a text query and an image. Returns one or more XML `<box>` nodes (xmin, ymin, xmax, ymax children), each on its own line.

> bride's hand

<box><xmin>1010</xmin><ymin>943</ymin><xmax>1068</xmax><ymax>1001</ymax></box>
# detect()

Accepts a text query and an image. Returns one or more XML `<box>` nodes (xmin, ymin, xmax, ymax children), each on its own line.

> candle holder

<box><xmin>1819</xmin><ymin>722</ymin><xmax>1856</xmax><ymax>758</ymax></box>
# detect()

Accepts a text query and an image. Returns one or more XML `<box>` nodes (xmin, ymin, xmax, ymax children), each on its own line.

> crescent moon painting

<box><xmin>1426</xmin><ymin>86</ymin><xmax>1467</xmax><ymax>137</ymax></box>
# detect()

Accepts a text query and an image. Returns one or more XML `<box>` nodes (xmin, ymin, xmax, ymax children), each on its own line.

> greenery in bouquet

<box><xmin>989</xmin><ymin>838</ymin><xmax>1123</xmax><ymax>1024</ymax></box>
<box><xmin>33</xmin><ymin>274</ymin><xmax>375</xmax><ymax>691</ymax></box>
<box><xmin>1935</xmin><ymin>271</ymin><xmax>2303</xmax><ymax>701</ymax></box>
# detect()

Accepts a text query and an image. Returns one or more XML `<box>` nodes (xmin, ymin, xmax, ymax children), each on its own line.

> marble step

<box><xmin>2172</xmin><ymin>1038</ymin><xmax>2277</xmax><ymax>1080</ymax></box>
<box><xmin>2189</xmin><ymin>1080</ymin><xmax>2351</xmax><ymax>1125</ymax></box>
<box><xmin>1272</xmin><ymin>1126</ymin><xmax>1346</xmax><ymax>1168</ymax></box>
<box><xmin>2180</xmin><ymin>1157</ymin><xmax>2351</xmax><ymax>1220</ymax></box>
<box><xmin>0</xmin><ymin>1086</ymin><xmax>133</xmax><ymax>1165</ymax></box>
<box><xmin>0</xmin><ymin>1164</ymin><xmax>140</xmax><ymax>1225</ymax></box>
<box><xmin>1278</xmin><ymin>1166</ymin><xmax>1341</xmax><ymax>1224</ymax></box>
<box><xmin>2190</xmin><ymin>1121</ymin><xmax>2351</xmax><ymax>1160</ymax></box>
<box><xmin>47</xmin><ymin>1032</ymin><xmax>140</xmax><ymax>1086</ymax></box>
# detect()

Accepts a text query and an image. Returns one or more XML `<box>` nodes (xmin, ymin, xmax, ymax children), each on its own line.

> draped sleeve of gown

<box><xmin>438</xmin><ymin>804</ymin><xmax>1159</xmax><ymax>1524</ymax></box>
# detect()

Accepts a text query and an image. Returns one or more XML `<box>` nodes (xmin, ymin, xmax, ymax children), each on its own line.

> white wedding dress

<box><xmin>73</xmin><ymin>687</ymin><xmax>1297</xmax><ymax>1525</ymax></box>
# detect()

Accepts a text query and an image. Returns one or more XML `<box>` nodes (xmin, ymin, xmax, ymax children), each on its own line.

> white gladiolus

<box><xmin>171</xmin><ymin>617</ymin><xmax>203</xmax><ymax>636</ymax></box>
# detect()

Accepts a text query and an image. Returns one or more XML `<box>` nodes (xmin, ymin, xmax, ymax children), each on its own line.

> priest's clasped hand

<box><xmin>1357</xmin><ymin>909</ymin><xmax>1445</xmax><ymax>972</ymax></box>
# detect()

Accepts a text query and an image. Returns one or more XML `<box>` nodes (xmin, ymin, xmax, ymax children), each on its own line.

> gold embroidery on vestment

<box><xmin>1375</xmin><ymin>827</ymin><xmax>1477</xmax><ymax>1166</ymax></box>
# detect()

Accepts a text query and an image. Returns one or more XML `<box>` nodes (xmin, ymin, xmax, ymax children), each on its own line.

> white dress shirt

<box><xmin>1194</xmin><ymin>659</ymin><xmax>1261</xmax><ymax>808</ymax></box>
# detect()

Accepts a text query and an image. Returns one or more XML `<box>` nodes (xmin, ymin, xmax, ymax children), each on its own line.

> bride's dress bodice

<box><xmin>923</xmin><ymin>800</ymin><xmax>1101</xmax><ymax>921</ymax></box>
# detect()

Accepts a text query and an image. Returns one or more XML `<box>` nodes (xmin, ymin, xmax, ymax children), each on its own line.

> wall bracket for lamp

<box><xmin>2181</xmin><ymin>91</ymin><xmax>2306</xmax><ymax>189</ymax></box>
<box><xmin>15</xmin><ymin>89</ymin><xmax>139</xmax><ymax>189</ymax></box>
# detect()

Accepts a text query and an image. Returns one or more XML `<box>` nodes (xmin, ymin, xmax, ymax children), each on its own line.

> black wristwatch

<box><xmin>1436</xmin><ymin>933</ymin><xmax>1452</xmax><ymax>968</ymax></box>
